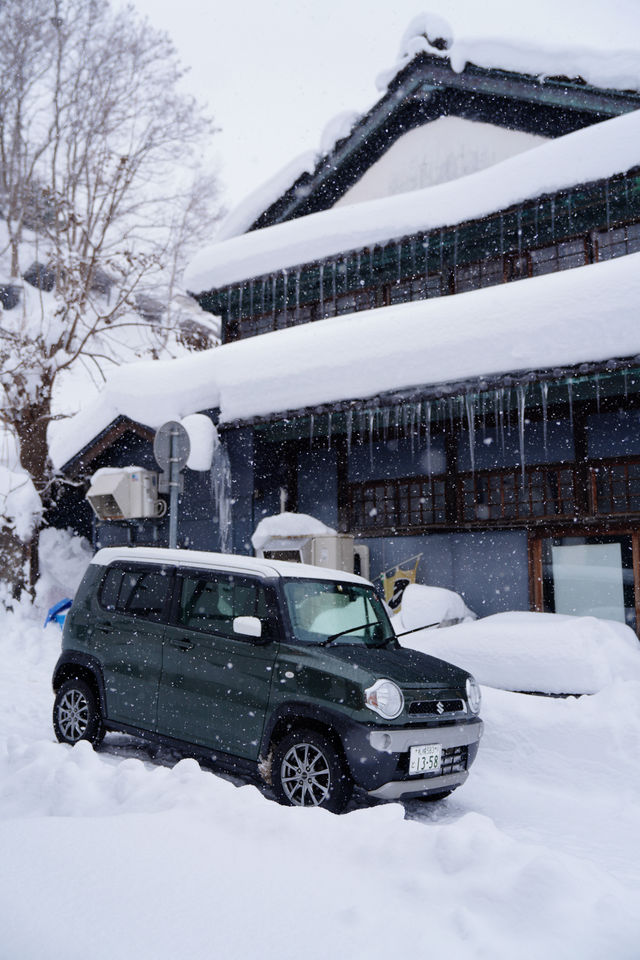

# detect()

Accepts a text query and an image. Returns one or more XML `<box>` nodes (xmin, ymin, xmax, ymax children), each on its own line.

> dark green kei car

<box><xmin>52</xmin><ymin>547</ymin><xmax>483</xmax><ymax>812</ymax></box>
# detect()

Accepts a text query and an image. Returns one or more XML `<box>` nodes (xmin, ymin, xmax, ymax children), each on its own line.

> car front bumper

<box><xmin>341</xmin><ymin>717</ymin><xmax>484</xmax><ymax>800</ymax></box>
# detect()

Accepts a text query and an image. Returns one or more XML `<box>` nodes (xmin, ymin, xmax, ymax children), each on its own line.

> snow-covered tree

<box><xmin>0</xmin><ymin>0</ymin><xmax>221</xmax><ymax>589</ymax></box>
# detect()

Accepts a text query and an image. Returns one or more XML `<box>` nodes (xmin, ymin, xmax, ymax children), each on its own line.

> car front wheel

<box><xmin>272</xmin><ymin>728</ymin><xmax>352</xmax><ymax>813</ymax></box>
<box><xmin>53</xmin><ymin>677</ymin><xmax>105</xmax><ymax>746</ymax></box>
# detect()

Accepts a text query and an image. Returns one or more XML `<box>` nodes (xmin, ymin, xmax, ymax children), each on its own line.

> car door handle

<box><xmin>171</xmin><ymin>638</ymin><xmax>193</xmax><ymax>651</ymax></box>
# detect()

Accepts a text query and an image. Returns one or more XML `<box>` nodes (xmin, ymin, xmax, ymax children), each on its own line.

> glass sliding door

<box><xmin>540</xmin><ymin>533</ymin><xmax>637</xmax><ymax>631</ymax></box>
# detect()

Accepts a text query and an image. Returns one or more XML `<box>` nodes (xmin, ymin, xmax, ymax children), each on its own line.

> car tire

<box><xmin>272</xmin><ymin>728</ymin><xmax>352</xmax><ymax>813</ymax></box>
<box><xmin>53</xmin><ymin>677</ymin><xmax>105</xmax><ymax>747</ymax></box>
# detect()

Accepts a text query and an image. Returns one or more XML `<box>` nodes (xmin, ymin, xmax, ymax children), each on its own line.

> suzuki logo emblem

<box><xmin>436</xmin><ymin>701</ymin><xmax>445</xmax><ymax>715</ymax></box>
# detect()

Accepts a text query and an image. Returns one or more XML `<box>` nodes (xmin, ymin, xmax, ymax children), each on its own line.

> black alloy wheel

<box><xmin>53</xmin><ymin>677</ymin><xmax>105</xmax><ymax>746</ymax></box>
<box><xmin>272</xmin><ymin>728</ymin><xmax>352</xmax><ymax>813</ymax></box>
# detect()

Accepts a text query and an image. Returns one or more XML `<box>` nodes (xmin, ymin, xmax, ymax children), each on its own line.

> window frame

<box><xmin>97</xmin><ymin>562</ymin><xmax>175</xmax><ymax>624</ymax></box>
<box><xmin>169</xmin><ymin>567</ymin><xmax>281</xmax><ymax>642</ymax></box>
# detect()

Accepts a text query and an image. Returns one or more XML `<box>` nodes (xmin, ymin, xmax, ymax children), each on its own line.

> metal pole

<box><xmin>168</xmin><ymin>427</ymin><xmax>179</xmax><ymax>549</ymax></box>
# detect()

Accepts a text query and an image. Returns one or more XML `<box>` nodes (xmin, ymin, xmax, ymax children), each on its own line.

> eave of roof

<box><xmin>243</xmin><ymin>52</ymin><xmax>640</xmax><ymax>235</ymax></box>
<box><xmin>53</xmin><ymin>250</ymin><xmax>640</xmax><ymax>471</ymax></box>
<box><xmin>185</xmin><ymin>108</ymin><xmax>640</xmax><ymax>294</ymax></box>
<box><xmin>57</xmin><ymin>415</ymin><xmax>154</xmax><ymax>477</ymax></box>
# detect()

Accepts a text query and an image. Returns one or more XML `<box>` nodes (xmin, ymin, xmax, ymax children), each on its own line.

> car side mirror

<box><xmin>233</xmin><ymin>615</ymin><xmax>262</xmax><ymax>640</ymax></box>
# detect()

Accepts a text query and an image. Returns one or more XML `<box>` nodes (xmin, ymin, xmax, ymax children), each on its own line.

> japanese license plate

<box><xmin>409</xmin><ymin>743</ymin><xmax>442</xmax><ymax>775</ymax></box>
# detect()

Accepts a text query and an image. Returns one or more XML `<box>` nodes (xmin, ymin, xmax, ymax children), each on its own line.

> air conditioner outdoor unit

<box><xmin>258</xmin><ymin>533</ymin><xmax>369</xmax><ymax>579</ymax></box>
<box><xmin>86</xmin><ymin>467</ymin><xmax>165</xmax><ymax>521</ymax></box>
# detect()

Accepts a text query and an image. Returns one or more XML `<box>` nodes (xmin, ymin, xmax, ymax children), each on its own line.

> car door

<box><xmin>93</xmin><ymin>562</ymin><xmax>173</xmax><ymax>729</ymax></box>
<box><xmin>157</xmin><ymin>568</ymin><xmax>280</xmax><ymax>760</ymax></box>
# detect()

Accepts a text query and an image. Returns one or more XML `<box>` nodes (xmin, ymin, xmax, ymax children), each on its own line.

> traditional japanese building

<box><xmin>52</xmin><ymin>16</ymin><xmax>640</xmax><ymax>632</ymax></box>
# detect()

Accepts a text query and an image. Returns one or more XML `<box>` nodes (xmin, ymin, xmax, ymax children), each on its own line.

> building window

<box><xmin>389</xmin><ymin>277</ymin><xmax>435</xmax><ymax>304</ymax></box>
<box><xmin>529</xmin><ymin>239</ymin><xmax>587</xmax><ymax>276</ymax></box>
<box><xmin>349</xmin><ymin>475</ymin><xmax>446</xmax><ymax>531</ymax></box>
<box><xmin>336</xmin><ymin>292</ymin><xmax>357</xmax><ymax>315</ymax></box>
<box><xmin>594</xmin><ymin>223</ymin><xmax>640</xmax><ymax>261</ymax></box>
<box><xmin>229</xmin><ymin>215</ymin><xmax>640</xmax><ymax>343</ymax></box>
<box><xmin>591</xmin><ymin>459</ymin><xmax>640</xmax><ymax>514</ymax></box>
<box><xmin>460</xmin><ymin>465</ymin><xmax>576</xmax><ymax>522</ymax></box>
<box><xmin>454</xmin><ymin>258</ymin><xmax>503</xmax><ymax>293</ymax></box>
<box><xmin>354</xmin><ymin>288</ymin><xmax>377</xmax><ymax>311</ymax></box>
<box><xmin>293</xmin><ymin>304</ymin><xmax>316</xmax><ymax>324</ymax></box>
<box><xmin>504</xmin><ymin>254</ymin><xmax>529</xmax><ymax>282</ymax></box>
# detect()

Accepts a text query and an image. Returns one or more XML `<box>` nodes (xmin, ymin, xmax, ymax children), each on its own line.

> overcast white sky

<box><xmin>131</xmin><ymin>0</ymin><xmax>640</xmax><ymax>212</ymax></box>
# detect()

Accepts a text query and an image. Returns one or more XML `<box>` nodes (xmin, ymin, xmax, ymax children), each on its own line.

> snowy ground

<box><xmin>2</xmin><ymin>602</ymin><xmax>640</xmax><ymax>959</ymax></box>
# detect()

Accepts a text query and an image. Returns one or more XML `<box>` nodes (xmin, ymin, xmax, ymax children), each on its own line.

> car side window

<box><xmin>99</xmin><ymin>567</ymin><xmax>126</xmax><ymax>612</ymax></box>
<box><xmin>98</xmin><ymin>564</ymin><xmax>172</xmax><ymax>622</ymax></box>
<box><xmin>177</xmin><ymin>572</ymin><xmax>276</xmax><ymax>639</ymax></box>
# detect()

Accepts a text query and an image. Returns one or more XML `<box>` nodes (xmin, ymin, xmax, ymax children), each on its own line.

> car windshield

<box><xmin>282</xmin><ymin>578</ymin><xmax>392</xmax><ymax>646</ymax></box>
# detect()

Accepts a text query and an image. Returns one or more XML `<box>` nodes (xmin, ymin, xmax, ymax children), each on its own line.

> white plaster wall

<box><xmin>334</xmin><ymin>116</ymin><xmax>547</xmax><ymax>207</ymax></box>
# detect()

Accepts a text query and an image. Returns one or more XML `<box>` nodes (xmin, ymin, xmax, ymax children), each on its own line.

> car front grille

<box><xmin>440</xmin><ymin>744</ymin><xmax>468</xmax><ymax>775</ymax></box>
<box><xmin>408</xmin><ymin>698</ymin><xmax>466</xmax><ymax>716</ymax></box>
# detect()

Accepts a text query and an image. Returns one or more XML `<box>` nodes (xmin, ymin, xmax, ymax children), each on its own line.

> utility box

<box><xmin>258</xmin><ymin>532</ymin><xmax>369</xmax><ymax>579</ymax></box>
<box><xmin>310</xmin><ymin>535</ymin><xmax>355</xmax><ymax>572</ymax></box>
<box><xmin>86</xmin><ymin>467</ymin><xmax>165</xmax><ymax>521</ymax></box>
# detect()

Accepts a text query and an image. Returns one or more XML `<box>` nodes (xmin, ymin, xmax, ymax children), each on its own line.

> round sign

<box><xmin>153</xmin><ymin>421</ymin><xmax>191</xmax><ymax>472</ymax></box>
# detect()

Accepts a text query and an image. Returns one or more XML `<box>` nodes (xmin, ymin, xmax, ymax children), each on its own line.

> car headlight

<box><xmin>466</xmin><ymin>676</ymin><xmax>481</xmax><ymax>715</ymax></box>
<box><xmin>364</xmin><ymin>679</ymin><xmax>404</xmax><ymax>720</ymax></box>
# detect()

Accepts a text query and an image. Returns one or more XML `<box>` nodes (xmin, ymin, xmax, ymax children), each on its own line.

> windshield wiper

<box><xmin>322</xmin><ymin>619</ymin><xmax>441</xmax><ymax>648</ymax></box>
<box><xmin>394</xmin><ymin>622</ymin><xmax>440</xmax><ymax>638</ymax></box>
<box><xmin>322</xmin><ymin>623</ymin><xmax>382</xmax><ymax>646</ymax></box>
<box><xmin>367</xmin><ymin>622</ymin><xmax>443</xmax><ymax>648</ymax></box>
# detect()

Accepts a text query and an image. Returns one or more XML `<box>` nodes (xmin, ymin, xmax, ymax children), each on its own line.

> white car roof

<box><xmin>91</xmin><ymin>546</ymin><xmax>371</xmax><ymax>586</ymax></box>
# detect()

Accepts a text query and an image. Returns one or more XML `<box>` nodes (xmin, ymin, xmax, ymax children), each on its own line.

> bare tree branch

<box><xmin>0</xmin><ymin>0</ymin><xmax>223</xmax><ymax>592</ymax></box>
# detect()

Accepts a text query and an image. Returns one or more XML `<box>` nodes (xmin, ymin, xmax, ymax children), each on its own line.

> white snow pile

<box><xmin>377</xmin><ymin>11</ymin><xmax>640</xmax><ymax>93</ymax></box>
<box><xmin>401</xmin><ymin>610</ymin><xmax>640</xmax><ymax>695</ymax></box>
<box><xmin>185</xmin><ymin>103</ymin><xmax>640</xmax><ymax>292</ymax></box>
<box><xmin>394</xmin><ymin>583</ymin><xmax>476</xmax><ymax>630</ymax></box>
<box><xmin>31</xmin><ymin>526</ymin><xmax>93</xmax><ymax>615</ymax></box>
<box><xmin>51</xmin><ymin>247</ymin><xmax>640</xmax><ymax>470</ymax></box>
<box><xmin>2</xmin><ymin>584</ymin><xmax>640</xmax><ymax>957</ymax></box>
<box><xmin>251</xmin><ymin>511</ymin><xmax>336</xmax><ymax>552</ymax></box>
<box><xmin>181</xmin><ymin>413</ymin><xmax>217</xmax><ymax>471</ymax></box>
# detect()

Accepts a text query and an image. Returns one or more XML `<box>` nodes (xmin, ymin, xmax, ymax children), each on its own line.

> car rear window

<box><xmin>98</xmin><ymin>564</ymin><xmax>172</xmax><ymax>622</ymax></box>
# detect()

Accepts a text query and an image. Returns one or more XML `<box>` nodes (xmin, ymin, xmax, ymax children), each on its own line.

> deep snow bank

<box><xmin>1</xmin><ymin>595</ymin><xmax>640</xmax><ymax>958</ymax></box>
<box><xmin>2</xmin><ymin>527</ymin><xmax>640</xmax><ymax>958</ymax></box>
<box><xmin>401</xmin><ymin>610</ymin><xmax>640</xmax><ymax>694</ymax></box>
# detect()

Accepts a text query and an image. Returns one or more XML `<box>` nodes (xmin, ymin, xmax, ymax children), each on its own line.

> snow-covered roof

<box><xmin>185</xmin><ymin>109</ymin><xmax>640</xmax><ymax>293</ymax></box>
<box><xmin>212</xmin><ymin>13</ymin><xmax>640</xmax><ymax>246</ymax></box>
<box><xmin>214</xmin><ymin>150</ymin><xmax>318</xmax><ymax>244</ymax></box>
<box><xmin>214</xmin><ymin>113</ymin><xmax>362</xmax><ymax>245</ymax></box>
<box><xmin>378</xmin><ymin>13</ymin><xmax>640</xmax><ymax>94</ymax></box>
<box><xmin>51</xmin><ymin>250</ymin><xmax>640</xmax><ymax>470</ymax></box>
